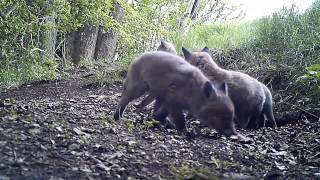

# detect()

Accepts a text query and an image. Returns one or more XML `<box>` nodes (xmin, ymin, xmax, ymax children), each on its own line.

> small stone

<box><xmin>28</xmin><ymin>128</ymin><xmax>41</xmax><ymax>136</ymax></box>
<box><xmin>68</xmin><ymin>143</ymin><xmax>80</xmax><ymax>151</ymax></box>
<box><xmin>273</xmin><ymin>151</ymin><xmax>287</xmax><ymax>156</ymax></box>
<box><xmin>56</xmin><ymin>126</ymin><xmax>63</xmax><ymax>132</ymax></box>
<box><xmin>73</xmin><ymin>127</ymin><xmax>86</xmax><ymax>135</ymax></box>
<box><xmin>108</xmin><ymin>127</ymin><xmax>118</xmax><ymax>134</ymax></box>
<box><xmin>230</xmin><ymin>134</ymin><xmax>252</xmax><ymax>144</ymax></box>
<box><xmin>0</xmin><ymin>175</ymin><xmax>10</xmax><ymax>180</ymax></box>
<box><xmin>222</xmin><ymin>173</ymin><xmax>254</xmax><ymax>180</ymax></box>
<box><xmin>275</xmin><ymin>161</ymin><xmax>286</xmax><ymax>170</ymax></box>
<box><xmin>141</xmin><ymin>167</ymin><xmax>148</xmax><ymax>172</ymax></box>
<box><xmin>30</xmin><ymin>123</ymin><xmax>40</xmax><ymax>128</ymax></box>
<box><xmin>96</xmin><ymin>163</ymin><xmax>111</xmax><ymax>172</ymax></box>
<box><xmin>80</xmin><ymin>167</ymin><xmax>92</xmax><ymax>173</ymax></box>
<box><xmin>50</xmin><ymin>139</ymin><xmax>55</xmax><ymax>145</ymax></box>
<box><xmin>127</xmin><ymin>140</ymin><xmax>137</xmax><ymax>146</ymax></box>
<box><xmin>40</xmin><ymin>144</ymin><xmax>48</xmax><ymax>150</ymax></box>
<box><xmin>0</xmin><ymin>141</ymin><xmax>6</xmax><ymax>146</ymax></box>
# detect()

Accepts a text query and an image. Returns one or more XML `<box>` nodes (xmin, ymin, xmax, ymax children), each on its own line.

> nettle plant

<box><xmin>297</xmin><ymin>64</ymin><xmax>320</xmax><ymax>106</ymax></box>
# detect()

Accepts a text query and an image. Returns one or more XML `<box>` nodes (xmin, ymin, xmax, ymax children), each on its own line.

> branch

<box><xmin>282</xmin><ymin>102</ymin><xmax>319</xmax><ymax>119</ymax></box>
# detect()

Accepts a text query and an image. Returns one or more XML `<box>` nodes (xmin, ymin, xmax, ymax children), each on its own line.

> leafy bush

<box><xmin>0</xmin><ymin>0</ymin><xmax>104</xmax><ymax>88</ymax></box>
<box><xmin>0</xmin><ymin>57</ymin><xmax>58</xmax><ymax>88</ymax></box>
<box><xmin>297</xmin><ymin>64</ymin><xmax>320</xmax><ymax>104</ymax></box>
<box><xmin>249</xmin><ymin>2</ymin><xmax>320</xmax><ymax>112</ymax></box>
<box><xmin>0</xmin><ymin>0</ymin><xmax>184</xmax><ymax>88</ymax></box>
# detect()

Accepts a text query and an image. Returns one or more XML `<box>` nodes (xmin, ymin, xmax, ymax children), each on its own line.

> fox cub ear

<box><xmin>220</xmin><ymin>82</ymin><xmax>228</xmax><ymax>96</ymax></box>
<box><xmin>160</xmin><ymin>40</ymin><xmax>165</xmax><ymax>47</ymax></box>
<box><xmin>202</xmin><ymin>47</ymin><xmax>210</xmax><ymax>53</ymax></box>
<box><xmin>182</xmin><ymin>47</ymin><xmax>192</xmax><ymax>60</ymax></box>
<box><xmin>203</xmin><ymin>81</ymin><xmax>217</xmax><ymax>99</ymax></box>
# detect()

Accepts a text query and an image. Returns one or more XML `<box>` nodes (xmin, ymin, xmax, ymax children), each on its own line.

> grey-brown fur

<box><xmin>114</xmin><ymin>51</ymin><xmax>236</xmax><ymax>136</ymax></box>
<box><xmin>182</xmin><ymin>47</ymin><xmax>277</xmax><ymax>129</ymax></box>
<box><xmin>134</xmin><ymin>40</ymin><xmax>178</xmax><ymax>108</ymax></box>
<box><xmin>157</xmin><ymin>40</ymin><xmax>177</xmax><ymax>54</ymax></box>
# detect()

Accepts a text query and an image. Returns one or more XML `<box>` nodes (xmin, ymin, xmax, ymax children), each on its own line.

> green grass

<box><xmin>0</xmin><ymin>58</ymin><xmax>58</xmax><ymax>89</ymax></box>
<box><xmin>170</xmin><ymin>1</ymin><xmax>320</xmax><ymax>66</ymax></box>
<box><xmin>94</xmin><ymin>70</ymin><xmax>123</xmax><ymax>86</ymax></box>
<box><xmin>169</xmin><ymin>161</ymin><xmax>219</xmax><ymax>180</ymax></box>
<box><xmin>171</xmin><ymin>21</ymin><xmax>256</xmax><ymax>52</ymax></box>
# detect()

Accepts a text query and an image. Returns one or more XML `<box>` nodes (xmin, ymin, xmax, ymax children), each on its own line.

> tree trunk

<box><xmin>64</xmin><ymin>24</ymin><xmax>99</xmax><ymax>65</ymax></box>
<box><xmin>63</xmin><ymin>2</ymin><xmax>124</xmax><ymax>65</ymax></box>
<box><xmin>94</xmin><ymin>26</ymin><xmax>118</xmax><ymax>61</ymax></box>
<box><xmin>190</xmin><ymin>0</ymin><xmax>200</xmax><ymax>20</ymax></box>
<box><xmin>180</xmin><ymin>0</ymin><xmax>197</xmax><ymax>33</ymax></box>
<box><xmin>64</xmin><ymin>32</ymin><xmax>75</xmax><ymax>61</ymax></box>
<box><xmin>41</xmin><ymin>0</ymin><xmax>57</xmax><ymax>60</ymax></box>
<box><xmin>94</xmin><ymin>2</ymin><xmax>125</xmax><ymax>62</ymax></box>
<box><xmin>77</xmin><ymin>24</ymin><xmax>99</xmax><ymax>62</ymax></box>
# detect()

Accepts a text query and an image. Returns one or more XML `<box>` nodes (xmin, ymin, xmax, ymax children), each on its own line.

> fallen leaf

<box><xmin>275</xmin><ymin>161</ymin><xmax>286</xmax><ymax>170</ymax></box>
<box><xmin>73</xmin><ymin>127</ymin><xmax>87</xmax><ymax>135</ymax></box>
<box><xmin>28</xmin><ymin>128</ymin><xmax>41</xmax><ymax>136</ymax></box>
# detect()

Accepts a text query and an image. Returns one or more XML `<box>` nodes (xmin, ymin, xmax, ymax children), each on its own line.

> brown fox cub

<box><xmin>113</xmin><ymin>51</ymin><xmax>236</xmax><ymax>136</ymax></box>
<box><xmin>182</xmin><ymin>47</ymin><xmax>277</xmax><ymax>129</ymax></box>
<box><xmin>134</xmin><ymin>40</ymin><xmax>178</xmax><ymax>108</ymax></box>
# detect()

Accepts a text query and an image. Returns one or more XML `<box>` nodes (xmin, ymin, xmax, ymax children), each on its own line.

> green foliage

<box><xmin>249</xmin><ymin>2</ymin><xmax>320</xmax><ymax>110</ymax></box>
<box><xmin>171</xmin><ymin>22</ymin><xmax>254</xmax><ymax>51</ymax></box>
<box><xmin>0</xmin><ymin>57</ymin><xmax>58</xmax><ymax>88</ymax></box>
<box><xmin>0</xmin><ymin>0</ymin><xmax>116</xmax><ymax>88</ymax></box>
<box><xmin>251</xmin><ymin>4</ymin><xmax>320</xmax><ymax>66</ymax></box>
<box><xmin>95</xmin><ymin>70</ymin><xmax>122</xmax><ymax>86</ymax></box>
<box><xmin>297</xmin><ymin>64</ymin><xmax>320</xmax><ymax>104</ymax></box>
<box><xmin>142</xmin><ymin>119</ymin><xmax>160</xmax><ymax>130</ymax></box>
<box><xmin>116</xmin><ymin>0</ymin><xmax>186</xmax><ymax>64</ymax></box>
<box><xmin>0</xmin><ymin>0</ymin><xmax>188</xmax><ymax>88</ymax></box>
<box><xmin>170</xmin><ymin>161</ymin><xmax>218</xmax><ymax>180</ymax></box>
<box><xmin>0</xmin><ymin>1</ymin><xmax>61</xmax><ymax>87</ymax></box>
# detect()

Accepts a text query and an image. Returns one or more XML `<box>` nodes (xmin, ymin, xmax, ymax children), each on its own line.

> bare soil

<box><xmin>0</xmin><ymin>69</ymin><xmax>319</xmax><ymax>180</ymax></box>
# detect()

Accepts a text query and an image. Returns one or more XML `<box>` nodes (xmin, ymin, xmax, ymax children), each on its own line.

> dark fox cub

<box><xmin>113</xmin><ymin>51</ymin><xmax>237</xmax><ymax>136</ymax></box>
<box><xmin>182</xmin><ymin>47</ymin><xmax>277</xmax><ymax>129</ymax></box>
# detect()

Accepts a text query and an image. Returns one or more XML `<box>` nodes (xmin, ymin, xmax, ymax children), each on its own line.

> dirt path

<box><xmin>0</xmin><ymin>70</ymin><xmax>319</xmax><ymax>179</ymax></box>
